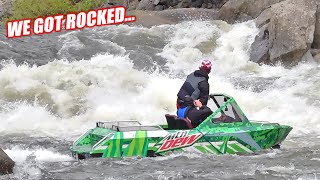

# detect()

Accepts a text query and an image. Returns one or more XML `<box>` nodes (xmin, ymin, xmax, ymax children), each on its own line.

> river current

<box><xmin>0</xmin><ymin>17</ymin><xmax>319</xmax><ymax>180</ymax></box>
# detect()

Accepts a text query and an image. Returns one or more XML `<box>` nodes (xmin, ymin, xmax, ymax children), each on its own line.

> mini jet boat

<box><xmin>70</xmin><ymin>94</ymin><xmax>292</xmax><ymax>159</ymax></box>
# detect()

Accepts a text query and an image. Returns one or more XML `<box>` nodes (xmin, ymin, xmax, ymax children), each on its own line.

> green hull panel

<box><xmin>70</xmin><ymin>94</ymin><xmax>292</xmax><ymax>159</ymax></box>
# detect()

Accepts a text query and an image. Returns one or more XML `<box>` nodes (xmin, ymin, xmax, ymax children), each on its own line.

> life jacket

<box><xmin>177</xmin><ymin>106</ymin><xmax>191</xmax><ymax>118</ymax></box>
<box><xmin>177</xmin><ymin>72</ymin><xmax>207</xmax><ymax>101</ymax></box>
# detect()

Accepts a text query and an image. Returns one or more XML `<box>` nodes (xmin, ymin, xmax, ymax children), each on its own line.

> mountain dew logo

<box><xmin>156</xmin><ymin>131</ymin><xmax>202</xmax><ymax>153</ymax></box>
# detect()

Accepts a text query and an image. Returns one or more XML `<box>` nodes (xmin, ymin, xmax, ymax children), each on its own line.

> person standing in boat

<box><xmin>176</xmin><ymin>59</ymin><xmax>212</xmax><ymax>109</ymax></box>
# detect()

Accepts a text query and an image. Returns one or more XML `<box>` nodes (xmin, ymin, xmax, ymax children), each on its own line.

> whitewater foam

<box><xmin>0</xmin><ymin>20</ymin><xmax>320</xmax><ymax>138</ymax></box>
<box><xmin>4</xmin><ymin>146</ymin><xmax>73</xmax><ymax>163</ymax></box>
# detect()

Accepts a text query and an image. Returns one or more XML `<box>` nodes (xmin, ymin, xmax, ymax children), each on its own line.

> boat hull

<box><xmin>70</xmin><ymin>122</ymin><xmax>292</xmax><ymax>158</ymax></box>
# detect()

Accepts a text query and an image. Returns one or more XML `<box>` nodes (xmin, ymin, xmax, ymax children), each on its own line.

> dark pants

<box><xmin>187</xmin><ymin>106</ymin><xmax>212</xmax><ymax>127</ymax></box>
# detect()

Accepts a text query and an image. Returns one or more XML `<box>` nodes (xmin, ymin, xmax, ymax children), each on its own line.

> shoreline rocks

<box><xmin>1</xmin><ymin>0</ymin><xmax>320</xmax><ymax>66</ymax></box>
<box><xmin>130</xmin><ymin>0</ymin><xmax>228</xmax><ymax>11</ymax></box>
<box><xmin>0</xmin><ymin>147</ymin><xmax>15</xmax><ymax>175</ymax></box>
<box><xmin>250</xmin><ymin>0</ymin><xmax>318</xmax><ymax>66</ymax></box>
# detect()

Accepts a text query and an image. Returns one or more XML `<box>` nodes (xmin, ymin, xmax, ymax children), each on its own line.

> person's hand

<box><xmin>193</xmin><ymin>100</ymin><xmax>202</xmax><ymax>108</ymax></box>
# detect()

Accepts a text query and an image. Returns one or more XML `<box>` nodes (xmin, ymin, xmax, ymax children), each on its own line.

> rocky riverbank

<box><xmin>242</xmin><ymin>0</ymin><xmax>320</xmax><ymax>66</ymax></box>
<box><xmin>132</xmin><ymin>0</ymin><xmax>320</xmax><ymax>66</ymax></box>
<box><xmin>1</xmin><ymin>0</ymin><xmax>320</xmax><ymax>66</ymax></box>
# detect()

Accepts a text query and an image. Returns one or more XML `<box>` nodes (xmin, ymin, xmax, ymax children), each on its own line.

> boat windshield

<box><xmin>208</xmin><ymin>94</ymin><xmax>246</xmax><ymax>123</ymax></box>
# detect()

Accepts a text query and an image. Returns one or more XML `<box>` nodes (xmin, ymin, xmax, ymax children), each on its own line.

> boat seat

<box><xmin>165</xmin><ymin>114</ymin><xmax>177</xmax><ymax>130</ymax></box>
<box><xmin>176</xmin><ymin>118</ymin><xmax>193</xmax><ymax>129</ymax></box>
<box><xmin>165</xmin><ymin>114</ymin><xmax>193</xmax><ymax>130</ymax></box>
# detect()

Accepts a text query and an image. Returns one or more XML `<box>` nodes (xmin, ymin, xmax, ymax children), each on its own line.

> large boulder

<box><xmin>218</xmin><ymin>0</ymin><xmax>285</xmax><ymax>23</ymax></box>
<box><xmin>130</xmin><ymin>0</ymin><xmax>227</xmax><ymax>11</ymax></box>
<box><xmin>218</xmin><ymin>0</ymin><xmax>251</xmax><ymax>23</ymax></box>
<box><xmin>0</xmin><ymin>148</ymin><xmax>15</xmax><ymax>175</ymax></box>
<box><xmin>250</xmin><ymin>0</ymin><xmax>317</xmax><ymax>66</ymax></box>
<box><xmin>250</xmin><ymin>24</ymin><xmax>270</xmax><ymax>64</ymax></box>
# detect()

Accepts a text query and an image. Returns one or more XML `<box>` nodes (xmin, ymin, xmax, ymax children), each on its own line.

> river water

<box><xmin>0</xmin><ymin>17</ymin><xmax>319</xmax><ymax>180</ymax></box>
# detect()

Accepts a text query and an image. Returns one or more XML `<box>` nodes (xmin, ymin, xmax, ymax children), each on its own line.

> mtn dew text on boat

<box><xmin>70</xmin><ymin>94</ymin><xmax>292</xmax><ymax>159</ymax></box>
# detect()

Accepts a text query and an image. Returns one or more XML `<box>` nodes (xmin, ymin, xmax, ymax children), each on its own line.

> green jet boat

<box><xmin>70</xmin><ymin>94</ymin><xmax>292</xmax><ymax>159</ymax></box>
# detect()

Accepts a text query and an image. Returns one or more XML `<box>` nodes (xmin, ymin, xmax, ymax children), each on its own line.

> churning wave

<box><xmin>0</xmin><ymin>20</ymin><xmax>319</xmax><ymax>139</ymax></box>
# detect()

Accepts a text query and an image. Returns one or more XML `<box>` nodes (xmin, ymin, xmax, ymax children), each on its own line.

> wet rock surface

<box><xmin>0</xmin><ymin>147</ymin><xmax>15</xmax><ymax>175</ymax></box>
<box><xmin>2</xmin><ymin>0</ymin><xmax>320</xmax><ymax>67</ymax></box>
<box><xmin>249</xmin><ymin>0</ymin><xmax>319</xmax><ymax>66</ymax></box>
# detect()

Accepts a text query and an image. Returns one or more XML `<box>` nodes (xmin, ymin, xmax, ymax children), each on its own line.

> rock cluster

<box><xmin>215</xmin><ymin>0</ymin><xmax>320</xmax><ymax>66</ymax></box>
<box><xmin>1</xmin><ymin>0</ymin><xmax>320</xmax><ymax>66</ymax></box>
<box><xmin>128</xmin><ymin>0</ymin><xmax>228</xmax><ymax>11</ymax></box>
<box><xmin>128</xmin><ymin>0</ymin><xmax>320</xmax><ymax>66</ymax></box>
<box><xmin>246</xmin><ymin>0</ymin><xmax>318</xmax><ymax>66</ymax></box>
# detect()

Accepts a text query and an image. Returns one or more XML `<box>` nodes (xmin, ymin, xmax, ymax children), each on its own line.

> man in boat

<box><xmin>177</xmin><ymin>59</ymin><xmax>212</xmax><ymax>109</ymax></box>
<box><xmin>177</xmin><ymin>95</ymin><xmax>212</xmax><ymax>127</ymax></box>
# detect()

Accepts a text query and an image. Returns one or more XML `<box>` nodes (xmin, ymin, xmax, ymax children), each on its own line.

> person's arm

<box><xmin>198</xmin><ymin>81</ymin><xmax>209</xmax><ymax>105</ymax></box>
<box><xmin>187</xmin><ymin>105</ymin><xmax>213</xmax><ymax>127</ymax></box>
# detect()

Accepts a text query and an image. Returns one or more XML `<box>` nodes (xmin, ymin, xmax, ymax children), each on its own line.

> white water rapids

<box><xmin>1</xmin><ymin>21</ymin><xmax>319</xmax><ymax>137</ymax></box>
<box><xmin>1</xmin><ymin>20</ymin><xmax>320</xmax><ymax>180</ymax></box>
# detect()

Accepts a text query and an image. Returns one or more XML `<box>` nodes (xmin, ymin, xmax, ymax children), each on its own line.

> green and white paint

<box><xmin>70</xmin><ymin>94</ymin><xmax>292</xmax><ymax>159</ymax></box>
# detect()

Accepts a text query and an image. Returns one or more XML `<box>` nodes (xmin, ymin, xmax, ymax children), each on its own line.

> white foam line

<box><xmin>4</xmin><ymin>147</ymin><xmax>74</xmax><ymax>163</ymax></box>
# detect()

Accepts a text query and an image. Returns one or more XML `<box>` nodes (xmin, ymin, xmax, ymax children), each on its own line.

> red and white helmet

<box><xmin>200</xmin><ymin>59</ymin><xmax>212</xmax><ymax>72</ymax></box>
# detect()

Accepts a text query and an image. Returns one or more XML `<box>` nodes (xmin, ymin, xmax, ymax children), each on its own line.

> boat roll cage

<box><xmin>96</xmin><ymin>121</ymin><xmax>163</xmax><ymax>132</ymax></box>
<box><xmin>201</xmin><ymin>93</ymin><xmax>250</xmax><ymax>124</ymax></box>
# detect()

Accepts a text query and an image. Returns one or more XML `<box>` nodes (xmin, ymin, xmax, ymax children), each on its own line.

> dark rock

<box><xmin>211</xmin><ymin>0</ymin><xmax>228</xmax><ymax>9</ymax></box>
<box><xmin>168</xmin><ymin>0</ymin><xmax>180</xmax><ymax>7</ymax></box>
<box><xmin>137</xmin><ymin>0</ymin><xmax>155</xmax><ymax>10</ymax></box>
<box><xmin>201</xmin><ymin>3</ymin><xmax>207</xmax><ymax>8</ymax></box>
<box><xmin>218</xmin><ymin>0</ymin><xmax>285</xmax><ymax>24</ymax></box>
<box><xmin>218</xmin><ymin>0</ymin><xmax>250</xmax><ymax>23</ymax></box>
<box><xmin>310</xmin><ymin>49</ymin><xmax>320</xmax><ymax>56</ymax></box>
<box><xmin>201</xmin><ymin>0</ymin><xmax>209</xmax><ymax>9</ymax></box>
<box><xmin>0</xmin><ymin>148</ymin><xmax>15</xmax><ymax>175</ymax></box>
<box><xmin>250</xmin><ymin>0</ymin><xmax>317</xmax><ymax>67</ymax></box>
<box><xmin>250</xmin><ymin>24</ymin><xmax>270</xmax><ymax>64</ymax></box>
<box><xmin>178</xmin><ymin>0</ymin><xmax>192</xmax><ymax>8</ymax></box>
<box><xmin>159</xmin><ymin>0</ymin><xmax>167</xmax><ymax>5</ymax></box>
<box><xmin>191</xmin><ymin>0</ymin><xmax>203</xmax><ymax>8</ymax></box>
<box><xmin>154</xmin><ymin>5</ymin><xmax>165</xmax><ymax>11</ymax></box>
<box><xmin>312</xmin><ymin>3</ymin><xmax>320</xmax><ymax>49</ymax></box>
